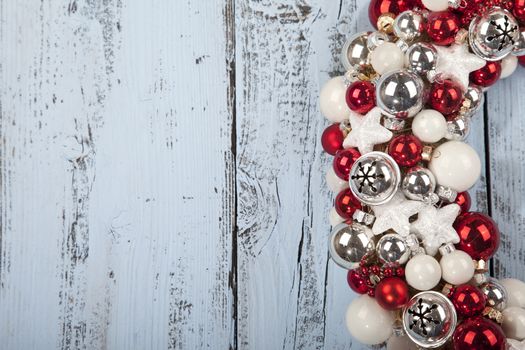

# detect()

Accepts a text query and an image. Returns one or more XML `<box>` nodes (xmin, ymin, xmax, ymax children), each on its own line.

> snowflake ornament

<box><xmin>407</xmin><ymin>298</ymin><xmax>441</xmax><ymax>336</ymax></box>
<box><xmin>411</xmin><ymin>203</ymin><xmax>461</xmax><ymax>256</ymax></box>
<box><xmin>371</xmin><ymin>191</ymin><xmax>424</xmax><ymax>236</ymax></box>
<box><xmin>343</xmin><ymin>107</ymin><xmax>393</xmax><ymax>154</ymax></box>
<box><xmin>434</xmin><ymin>44</ymin><xmax>486</xmax><ymax>91</ymax></box>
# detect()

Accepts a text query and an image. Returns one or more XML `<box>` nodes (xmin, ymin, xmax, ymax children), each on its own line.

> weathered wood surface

<box><xmin>0</xmin><ymin>1</ymin><xmax>522</xmax><ymax>350</ymax></box>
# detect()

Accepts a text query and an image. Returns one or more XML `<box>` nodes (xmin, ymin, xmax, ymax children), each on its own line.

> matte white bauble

<box><xmin>387</xmin><ymin>335</ymin><xmax>419</xmax><ymax>350</ymax></box>
<box><xmin>422</xmin><ymin>0</ymin><xmax>449</xmax><ymax>12</ymax></box>
<box><xmin>346</xmin><ymin>295</ymin><xmax>395</xmax><ymax>345</ymax></box>
<box><xmin>329</xmin><ymin>207</ymin><xmax>345</xmax><ymax>227</ymax></box>
<box><xmin>501</xmin><ymin>278</ymin><xmax>525</xmax><ymax>308</ymax></box>
<box><xmin>503</xmin><ymin>307</ymin><xmax>525</xmax><ymax>341</ymax></box>
<box><xmin>501</xmin><ymin>55</ymin><xmax>518</xmax><ymax>79</ymax></box>
<box><xmin>429</xmin><ymin>141</ymin><xmax>481</xmax><ymax>192</ymax></box>
<box><xmin>320</xmin><ymin>76</ymin><xmax>351</xmax><ymax>122</ymax></box>
<box><xmin>371</xmin><ymin>42</ymin><xmax>405</xmax><ymax>75</ymax></box>
<box><xmin>326</xmin><ymin>166</ymin><xmax>349</xmax><ymax>193</ymax></box>
<box><xmin>440</xmin><ymin>250</ymin><xmax>475</xmax><ymax>285</ymax></box>
<box><xmin>412</xmin><ymin>109</ymin><xmax>448</xmax><ymax>143</ymax></box>
<box><xmin>405</xmin><ymin>254</ymin><xmax>442</xmax><ymax>291</ymax></box>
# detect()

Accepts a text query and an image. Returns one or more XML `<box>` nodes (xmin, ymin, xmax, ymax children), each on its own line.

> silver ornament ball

<box><xmin>513</xmin><ymin>29</ymin><xmax>525</xmax><ymax>56</ymax></box>
<box><xmin>349</xmin><ymin>152</ymin><xmax>401</xmax><ymax>206</ymax></box>
<box><xmin>403</xmin><ymin>291</ymin><xmax>457</xmax><ymax>349</ymax></box>
<box><xmin>376</xmin><ymin>69</ymin><xmax>425</xmax><ymax>119</ymax></box>
<box><xmin>402</xmin><ymin>167</ymin><xmax>437</xmax><ymax>202</ymax></box>
<box><xmin>446</xmin><ymin>115</ymin><xmax>471</xmax><ymax>141</ymax></box>
<box><xmin>329</xmin><ymin>223</ymin><xmax>375</xmax><ymax>269</ymax></box>
<box><xmin>376</xmin><ymin>233</ymin><xmax>411</xmax><ymax>265</ymax></box>
<box><xmin>393</xmin><ymin>10</ymin><xmax>424</xmax><ymax>42</ymax></box>
<box><xmin>342</xmin><ymin>32</ymin><xmax>371</xmax><ymax>70</ymax></box>
<box><xmin>469</xmin><ymin>8</ymin><xmax>521</xmax><ymax>61</ymax></box>
<box><xmin>480</xmin><ymin>278</ymin><xmax>508</xmax><ymax>311</ymax></box>
<box><xmin>406</xmin><ymin>42</ymin><xmax>438</xmax><ymax>75</ymax></box>
<box><xmin>463</xmin><ymin>85</ymin><xmax>484</xmax><ymax>117</ymax></box>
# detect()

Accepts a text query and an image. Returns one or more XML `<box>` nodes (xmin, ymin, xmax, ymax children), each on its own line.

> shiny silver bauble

<box><xmin>513</xmin><ymin>29</ymin><xmax>525</xmax><ymax>56</ymax></box>
<box><xmin>406</xmin><ymin>42</ymin><xmax>438</xmax><ymax>75</ymax></box>
<box><xmin>469</xmin><ymin>8</ymin><xmax>521</xmax><ymax>61</ymax></box>
<box><xmin>341</xmin><ymin>32</ymin><xmax>371</xmax><ymax>70</ymax></box>
<box><xmin>446</xmin><ymin>116</ymin><xmax>471</xmax><ymax>141</ymax></box>
<box><xmin>463</xmin><ymin>85</ymin><xmax>484</xmax><ymax>117</ymax></box>
<box><xmin>480</xmin><ymin>278</ymin><xmax>508</xmax><ymax>311</ymax></box>
<box><xmin>376</xmin><ymin>233</ymin><xmax>411</xmax><ymax>265</ymax></box>
<box><xmin>402</xmin><ymin>167</ymin><xmax>436</xmax><ymax>202</ymax></box>
<box><xmin>403</xmin><ymin>291</ymin><xmax>457</xmax><ymax>348</ymax></box>
<box><xmin>394</xmin><ymin>10</ymin><xmax>424</xmax><ymax>42</ymax></box>
<box><xmin>329</xmin><ymin>222</ymin><xmax>375</xmax><ymax>269</ymax></box>
<box><xmin>376</xmin><ymin>69</ymin><xmax>425</xmax><ymax>119</ymax></box>
<box><xmin>349</xmin><ymin>152</ymin><xmax>401</xmax><ymax>206</ymax></box>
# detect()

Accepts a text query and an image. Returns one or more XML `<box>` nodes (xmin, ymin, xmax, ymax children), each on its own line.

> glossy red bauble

<box><xmin>369</xmin><ymin>0</ymin><xmax>414</xmax><ymax>28</ymax></box>
<box><xmin>514</xmin><ymin>0</ymin><xmax>525</xmax><ymax>22</ymax></box>
<box><xmin>333</xmin><ymin>148</ymin><xmax>361</xmax><ymax>180</ymax></box>
<box><xmin>454</xmin><ymin>212</ymin><xmax>500</xmax><ymax>260</ymax></box>
<box><xmin>347</xmin><ymin>269</ymin><xmax>369</xmax><ymax>294</ymax></box>
<box><xmin>388</xmin><ymin>134</ymin><xmax>423</xmax><ymax>167</ymax></box>
<box><xmin>519</xmin><ymin>55</ymin><xmax>525</xmax><ymax>67</ymax></box>
<box><xmin>375</xmin><ymin>277</ymin><xmax>410</xmax><ymax>310</ymax></box>
<box><xmin>321</xmin><ymin>124</ymin><xmax>344</xmax><ymax>156</ymax></box>
<box><xmin>450</xmin><ymin>284</ymin><xmax>487</xmax><ymax>318</ymax></box>
<box><xmin>346</xmin><ymin>81</ymin><xmax>376</xmax><ymax>114</ymax></box>
<box><xmin>453</xmin><ymin>317</ymin><xmax>506</xmax><ymax>350</ymax></box>
<box><xmin>455</xmin><ymin>191</ymin><xmax>472</xmax><ymax>214</ymax></box>
<box><xmin>470</xmin><ymin>61</ymin><xmax>502</xmax><ymax>87</ymax></box>
<box><xmin>429</xmin><ymin>80</ymin><xmax>464</xmax><ymax>115</ymax></box>
<box><xmin>427</xmin><ymin>11</ymin><xmax>460</xmax><ymax>45</ymax></box>
<box><xmin>335</xmin><ymin>189</ymin><xmax>362</xmax><ymax>219</ymax></box>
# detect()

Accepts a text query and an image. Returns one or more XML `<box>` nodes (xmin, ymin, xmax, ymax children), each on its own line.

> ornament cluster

<box><xmin>320</xmin><ymin>0</ymin><xmax>525</xmax><ymax>349</ymax></box>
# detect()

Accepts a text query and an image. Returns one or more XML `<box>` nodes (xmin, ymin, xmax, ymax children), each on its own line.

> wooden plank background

<box><xmin>0</xmin><ymin>1</ymin><xmax>523</xmax><ymax>349</ymax></box>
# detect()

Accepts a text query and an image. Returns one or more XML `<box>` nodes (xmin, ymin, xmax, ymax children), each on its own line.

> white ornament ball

<box><xmin>346</xmin><ymin>295</ymin><xmax>395</xmax><ymax>345</ymax></box>
<box><xmin>422</xmin><ymin>0</ymin><xmax>449</xmax><ymax>12</ymax></box>
<box><xmin>501</xmin><ymin>55</ymin><xmax>518</xmax><ymax>79</ymax></box>
<box><xmin>326</xmin><ymin>166</ymin><xmax>349</xmax><ymax>192</ymax></box>
<box><xmin>412</xmin><ymin>109</ymin><xmax>448</xmax><ymax>143</ymax></box>
<box><xmin>429</xmin><ymin>141</ymin><xmax>481</xmax><ymax>192</ymax></box>
<box><xmin>329</xmin><ymin>207</ymin><xmax>345</xmax><ymax>227</ymax></box>
<box><xmin>440</xmin><ymin>250</ymin><xmax>475</xmax><ymax>285</ymax></box>
<box><xmin>405</xmin><ymin>254</ymin><xmax>442</xmax><ymax>291</ymax></box>
<box><xmin>501</xmin><ymin>278</ymin><xmax>525</xmax><ymax>309</ymax></box>
<box><xmin>503</xmin><ymin>307</ymin><xmax>525</xmax><ymax>341</ymax></box>
<box><xmin>387</xmin><ymin>335</ymin><xmax>419</xmax><ymax>350</ymax></box>
<box><xmin>320</xmin><ymin>76</ymin><xmax>351</xmax><ymax>122</ymax></box>
<box><xmin>371</xmin><ymin>42</ymin><xmax>405</xmax><ymax>75</ymax></box>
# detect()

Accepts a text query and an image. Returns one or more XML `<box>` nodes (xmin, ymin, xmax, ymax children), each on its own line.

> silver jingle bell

<box><xmin>479</xmin><ymin>278</ymin><xmax>508</xmax><ymax>311</ymax></box>
<box><xmin>513</xmin><ymin>29</ymin><xmax>525</xmax><ymax>56</ymax></box>
<box><xmin>406</xmin><ymin>42</ymin><xmax>438</xmax><ymax>75</ymax></box>
<box><xmin>403</xmin><ymin>291</ymin><xmax>458</xmax><ymax>349</ymax></box>
<box><xmin>376</xmin><ymin>69</ymin><xmax>425</xmax><ymax>119</ymax></box>
<box><xmin>463</xmin><ymin>85</ymin><xmax>485</xmax><ymax>117</ymax></box>
<box><xmin>328</xmin><ymin>222</ymin><xmax>375</xmax><ymax>269</ymax></box>
<box><xmin>402</xmin><ymin>166</ymin><xmax>437</xmax><ymax>203</ymax></box>
<box><xmin>341</xmin><ymin>32</ymin><xmax>371</xmax><ymax>70</ymax></box>
<box><xmin>469</xmin><ymin>8</ymin><xmax>521</xmax><ymax>61</ymax></box>
<box><xmin>393</xmin><ymin>10</ymin><xmax>425</xmax><ymax>42</ymax></box>
<box><xmin>349</xmin><ymin>152</ymin><xmax>401</xmax><ymax>206</ymax></box>
<box><xmin>376</xmin><ymin>233</ymin><xmax>411</xmax><ymax>265</ymax></box>
<box><xmin>446</xmin><ymin>115</ymin><xmax>471</xmax><ymax>141</ymax></box>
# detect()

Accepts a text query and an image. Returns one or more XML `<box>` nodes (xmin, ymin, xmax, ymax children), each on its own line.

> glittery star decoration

<box><xmin>343</xmin><ymin>107</ymin><xmax>393</xmax><ymax>154</ymax></box>
<box><xmin>508</xmin><ymin>339</ymin><xmax>525</xmax><ymax>350</ymax></box>
<box><xmin>434</xmin><ymin>44</ymin><xmax>486</xmax><ymax>91</ymax></box>
<box><xmin>411</xmin><ymin>203</ymin><xmax>461</xmax><ymax>256</ymax></box>
<box><xmin>371</xmin><ymin>191</ymin><xmax>424</xmax><ymax>236</ymax></box>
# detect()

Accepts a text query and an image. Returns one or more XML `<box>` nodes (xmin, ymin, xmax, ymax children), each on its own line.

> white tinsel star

<box><xmin>434</xmin><ymin>44</ymin><xmax>486</xmax><ymax>91</ymax></box>
<box><xmin>371</xmin><ymin>191</ymin><xmax>424</xmax><ymax>236</ymax></box>
<box><xmin>508</xmin><ymin>339</ymin><xmax>525</xmax><ymax>350</ymax></box>
<box><xmin>343</xmin><ymin>107</ymin><xmax>393</xmax><ymax>154</ymax></box>
<box><xmin>411</xmin><ymin>203</ymin><xmax>461</xmax><ymax>256</ymax></box>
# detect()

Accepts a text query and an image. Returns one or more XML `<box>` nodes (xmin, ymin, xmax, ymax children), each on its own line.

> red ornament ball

<box><xmin>369</xmin><ymin>0</ymin><xmax>414</xmax><ymax>28</ymax></box>
<box><xmin>346</xmin><ymin>81</ymin><xmax>376</xmax><ymax>114</ymax></box>
<box><xmin>519</xmin><ymin>55</ymin><xmax>525</xmax><ymax>67</ymax></box>
<box><xmin>426</xmin><ymin>11</ymin><xmax>460</xmax><ymax>46</ymax></box>
<box><xmin>450</xmin><ymin>284</ymin><xmax>487</xmax><ymax>318</ymax></box>
<box><xmin>429</xmin><ymin>80</ymin><xmax>464</xmax><ymax>115</ymax></box>
<box><xmin>375</xmin><ymin>277</ymin><xmax>410</xmax><ymax>310</ymax></box>
<box><xmin>454</xmin><ymin>212</ymin><xmax>500</xmax><ymax>261</ymax></box>
<box><xmin>321</xmin><ymin>124</ymin><xmax>344</xmax><ymax>156</ymax></box>
<box><xmin>514</xmin><ymin>0</ymin><xmax>525</xmax><ymax>22</ymax></box>
<box><xmin>455</xmin><ymin>191</ymin><xmax>472</xmax><ymax>214</ymax></box>
<box><xmin>333</xmin><ymin>148</ymin><xmax>361</xmax><ymax>180</ymax></box>
<box><xmin>453</xmin><ymin>317</ymin><xmax>506</xmax><ymax>350</ymax></box>
<box><xmin>470</xmin><ymin>61</ymin><xmax>502</xmax><ymax>87</ymax></box>
<box><xmin>388</xmin><ymin>134</ymin><xmax>423</xmax><ymax>167</ymax></box>
<box><xmin>347</xmin><ymin>269</ymin><xmax>369</xmax><ymax>294</ymax></box>
<box><xmin>335</xmin><ymin>189</ymin><xmax>362</xmax><ymax>219</ymax></box>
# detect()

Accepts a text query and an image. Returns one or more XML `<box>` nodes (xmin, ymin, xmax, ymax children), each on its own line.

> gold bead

<box><xmin>377</xmin><ymin>13</ymin><xmax>395</xmax><ymax>35</ymax></box>
<box><xmin>421</xmin><ymin>145</ymin><xmax>434</xmax><ymax>162</ymax></box>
